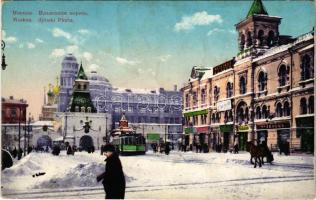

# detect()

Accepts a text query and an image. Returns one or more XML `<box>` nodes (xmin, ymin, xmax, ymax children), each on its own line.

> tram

<box><xmin>112</xmin><ymin>132</ymin><xmax>146</xmax><ymax>155</ymax></box>
<box><xmin>110</xmin><ymin>113</ymin><xmax>146</xmax><ymax>155</ymax></box>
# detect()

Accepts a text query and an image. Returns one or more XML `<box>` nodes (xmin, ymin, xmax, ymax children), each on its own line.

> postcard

<box><xmin>1</xmin><ymin>0</ymin><xmax>315</xmax><ymax>199</ymax></box>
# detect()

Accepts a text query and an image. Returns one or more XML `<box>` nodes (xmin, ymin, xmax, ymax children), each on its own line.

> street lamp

<box><xmin>1</xmin><ymin>40</ymin><xmax>7</xmax><ymax>70</ymax></box>
<box><xmin>27</xmin><ymin>113</ymin><xmax>32</xmax><ymax>154</ymax></box>
<box><xmin>105</xmin><ymin>116</ymin><xmax>108</xmax><ymax>143</ymax></box>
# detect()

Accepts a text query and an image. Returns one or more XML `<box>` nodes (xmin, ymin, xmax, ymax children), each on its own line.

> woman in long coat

<box><xmin>97</xmin><ymin>144</ymin><xmax>126</xmax><ymax>199</ymax></box>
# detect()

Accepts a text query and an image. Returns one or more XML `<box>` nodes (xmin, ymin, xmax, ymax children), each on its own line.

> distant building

<box><xmin>56</xmin><ymin>55</ymin><xmax>183</xmax><ymax>144</ymax></box>
<box><xmin>39</xmin><ymin>78</ymin><xmax>60</xmax><ymax>121</ymax></box>
<box><xmin>1</xmin><ymin>96</ymin><xmax>28</xmax><ymax>148</ymax></box>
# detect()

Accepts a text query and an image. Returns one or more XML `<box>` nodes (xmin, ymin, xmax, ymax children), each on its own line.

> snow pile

<box><xmin>2</xmin><ymin>151</ymin><xmax>136</xmax><ymax>191</ymax></box>
<box><xmin>33</xmin><ymin>162</ymin><xmax>105</xmax><ymax>189</ymax></box>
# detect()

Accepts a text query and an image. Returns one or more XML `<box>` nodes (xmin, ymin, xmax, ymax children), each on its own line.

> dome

<box><xmin>52</xmin><ymin>85</ymin><xmax>60</xmax><ymax>95</ymax></box>
<box><xmin>62</xmin><ymin>54</ymin><xmax>77</xmax><ymax>62</ymax></box>
<box><xmin>88</xmin><ymin>71</ymin><xmax>109</xmax><ymax>82</ymax></box>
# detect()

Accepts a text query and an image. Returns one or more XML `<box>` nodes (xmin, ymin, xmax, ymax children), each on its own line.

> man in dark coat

<box><xmin>97</xmin><ymin>144</ymin><xmax>126</xmax><ymax>199</ymax></box>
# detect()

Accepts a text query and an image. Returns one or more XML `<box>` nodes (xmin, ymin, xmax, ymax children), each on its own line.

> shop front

<box><xmin>210</xmin><ymin>126</ymin><xmax>220</xmax><ymax>152</ymax></box>
<box><xmin>296</xmin><ymin>116</ymin><xmax>314</xmax><ymax>153</ymax></box>
<box><xmin>219</xmin><ymin>124</ymin><xmax>233</xmax><ymax>152</ymax></box>
<box><xmin>256</xmin><ymin>121</ymin><xmax>290</xmax><ymax>153</ymax></box>
<box><xmin>237</xmin><ymin>124</ymin><xmax>250</xmax><ymax>151</ymax></box>
<box><xmin>194</xmin><ymin>126</ymin><xmax>210</xmax><ymax>153</ymax></box>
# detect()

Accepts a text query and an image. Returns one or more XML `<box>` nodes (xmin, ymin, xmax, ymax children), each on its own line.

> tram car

<box><xmin>112</xmin><ymin>132</ymin><xmax>146</xmax><ymax>155</ymax></box>
<box><xmin>110</xmin><ymin>113</ymin><xmax>146</xmax><ymax>155</ymax></box>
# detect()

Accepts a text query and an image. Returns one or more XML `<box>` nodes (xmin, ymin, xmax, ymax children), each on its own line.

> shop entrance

<box><xmin>223</xmin><ymin>132</ymin><xmax>229</xmax><ymax>152</ymax></box>
<box><xmin>238</xmin><ymin>132</ymin><xmax>248</xmax><ymax>151</ymax></box>
<box><xmin>301</xmin><ymin>128</ymin><xmax>314</xmax><ymax>153</ymax></box>
<box><xmin>277</xmin><ymin>130</ymin><xmax>290</xmax><ymax>155</ymax></box>
<box><xmin>257</xmin><ymin>131</ymin><xmax>268</xmax><ymax>145</ymax></box>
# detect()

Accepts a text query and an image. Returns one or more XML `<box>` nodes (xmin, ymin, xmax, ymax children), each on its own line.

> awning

<box><xmin>183</xmin><ymin>109</ymin><xmax>208</xmax><ymax>117</ymax></box>
<box><xmin>147</xmin><ymin>133</ymin><xmax>161</xmax><ymax>141</ymax></box>
<box><xmin>196</xmin><ymin>126</ymin><xmax>209</xmax><ymax>133</ymax></box>
<box><xmin>220</xmin><ymin>125</ymin><xmax>233</xmax><ymax>132</ymax></box>
<box><xmin>237</xmin><ymin>125</ymin><xmax>251</xmax><ymax>132</ymax></box>
<box><xmin>184</xmin><ymin>127</ymin><xmax>194</xmax><ymax>134</ymax></box>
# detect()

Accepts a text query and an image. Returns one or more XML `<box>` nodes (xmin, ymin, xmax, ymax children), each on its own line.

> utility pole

<box><xmin>105</xmin><ymin>116</ymin><xmax>108</xmax><ymax>143</ymax></box>
<box><xmin>24</xmin><ymin>115</ymin><xmax>27</xmax><ymax>156</ymax></box>
<box><xmin>18</xmin><ymin>108</ymin><xmax>21</xmax><ymax>160</ymax></box>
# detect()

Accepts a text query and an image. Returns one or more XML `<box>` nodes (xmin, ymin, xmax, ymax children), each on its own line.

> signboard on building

<box><xmin>147</xmin><ymin>133</ymin><xmax>161</xmax><ymax>141</ymax></box>
<box><xmin>213</xmin><ymin>59</ymin><xmax>234</xmax><ymax>75</ymax></box>
<box><xmin>216</xmin><ymin>100</ymin><xmax>231</xmax><ymax>111</ymax></box>
<box><xmin>256</xmin><ymin>121</ymin><xmax>290</xmax><ymax>130</ymax></box>
<box><xmin>184</xmin><ymin>127</ymin><xmax>193</xmax><ymax>134</ymax></box>
<box><xmin>196</xmin><ymin>126</ymin><xmax>209</xmax><ymax>133</ymax></box>
<box><xmin>220</xmin><ymin>125</ymin><xmax>233</xmax><ymax>132</ymax></box>
<box><xmin>237</xmin><ymin>124</ymin><xmax>250</xmax><ymax>132</ymax></box>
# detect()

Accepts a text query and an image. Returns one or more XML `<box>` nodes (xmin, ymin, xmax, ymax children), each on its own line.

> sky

<box><xmin>1</xmin><ymin>0</ymin><xmax>314</xmax><ymax>119</ymax></box>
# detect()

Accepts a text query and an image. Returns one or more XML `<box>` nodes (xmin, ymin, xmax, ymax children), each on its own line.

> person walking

<box><xmin>97</xmin><ymin>144</ymin><xmax>126</xmax><ymax>199</ymax></box>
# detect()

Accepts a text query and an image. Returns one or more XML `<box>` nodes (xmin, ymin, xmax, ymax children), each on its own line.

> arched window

<box><xmin>300</xmin><ymin>98</ymin><xmax>307</xmax><ymax>114</ymax></box>
<box><xmin>278</xmin><ymin>65</ymin><xmax>287</xmax><ymax>86</ymax></box>
<box><xmin>224</xmin><ymin>111</ymin><xmax>228</xmax><ymax>123</ymax></box>
<box><xmin>276</xmin><ymin>102</ymin><xmax>283</xmax><ymax>117</ymax></box>
<box><xmin>236</xmin><ymin>102</ymin><xmax>247</xmax><ymax>123</ymax></box>
<box><xmin>267</xmin><ymin>30</ymin><xmax>275</xmax><ymax>47</ymax></box>
<box><xmin>226</xmin><ymin>82</ymin><xmax>233</xmax><ymax>98</ymax></box>
<box><xmin>308</xmin><ymin>96</ymin><xmax>314</xmax><ymax>114</ymax></box>
<box><xmin>256</xmin><ymin>106</ymin><xmax>261</xmax><ymax>119</ymax></box>
<box><xmin>262</xmin><ymin>105</ymin><xmax>268</xmax><ymax>119</ymax></box>
<box><xmin>201</xmin><ymin>89</ymin><xmax>206</xmax><ymax>104</ymax></box>
<box><xmin>301</xmin><ymin>55</ymin><xmax>313</xmax><ymax>80</ymax></box>
<box><xmin>283</xmin><ymin>101</ymin><xmax>290</xmax><ymax>116</ymax></box>
<box><xmin>240</xmin><ymin>34</ymin><xmax>245</xmax><ymax>51</ymax></box>
<box><xmin>214</xmin><ymin>86</ymin><xmax>220</xmax><ymax>101</ymax></box>
<box><xmin>216</xmin><ymin>112</ymin><xmax>221</xmax><ymax>123</ymax></box>
<box><xmin>239</xmin><ymin>76</ymin><xmax>246</xmax><ymax>94</ymax></box>
<box><xmin>185</xmin><ymin>94</ymin><xmax>190</xmax><ymax>107</ymax></box>
<box><xmin>258</xmin><ymin>30</ymin><xmax>264</xmax><ymax>46</ymax></box>
<box><xmin>192</xmin><ymin>91</ymin><xmax>197</xmax><ymax>106</ymax></box>
<box><xmin>81</xmin><ymin>106</ymin><xmax>86</xmax><ymax>113</ymax></box>
<box><xmin>229</xmin><ymin>110</ymin><xmax>233</xmax><ymax>122</ymax></box>
<box><xmin>247</xmin><ymin>31</ymin><xmax>252</xmax><ymax>47</ymax></box>
<box><xmin>258</xmin><ymin>71</ymin><xmax>266</xmax><ymax>91</ymax></box>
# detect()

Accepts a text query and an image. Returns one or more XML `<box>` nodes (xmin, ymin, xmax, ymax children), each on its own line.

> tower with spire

<box><xmin>235</xmin><ymin>0</ymin><xmax>281</xmax><ymax>59</ymax></box>
<box><xmin>68</xmin><ymin>62</ymin><xmax>96</xmax><ymax>113</ymax></box>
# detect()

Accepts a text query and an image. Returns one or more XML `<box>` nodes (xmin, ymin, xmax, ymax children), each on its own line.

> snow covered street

<box><xmin>1</xmin><ymin>150</ymin><xmax>315</xmax><ymax>199</ymax></box>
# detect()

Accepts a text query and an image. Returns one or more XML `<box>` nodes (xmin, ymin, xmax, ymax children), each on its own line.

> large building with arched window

<box><xmin>181</xmin><ymin>0</ymin><xmax>314</xmax><ymax>153</ymax></box>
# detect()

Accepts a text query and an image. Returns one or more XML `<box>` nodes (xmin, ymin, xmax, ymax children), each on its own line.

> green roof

<box><xmin>69</xmin><ymin>91</ymin><xmax>96</xmax><ymax>112</ymax></box>
<box><xmin>76</xmin><ymin>63</ymin><xmax>88</xmax><ymax>80</ymax></box>
<box><xmin>247</xmin><ymin>0</ymin><xmax>268</xmax><ymax>17</ymax></box>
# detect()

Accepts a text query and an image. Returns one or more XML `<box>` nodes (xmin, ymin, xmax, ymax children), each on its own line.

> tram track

<box><xmin>2</xmin><ymin>175</ymin><xmax>313</xmax><ymax>199</ymax></box>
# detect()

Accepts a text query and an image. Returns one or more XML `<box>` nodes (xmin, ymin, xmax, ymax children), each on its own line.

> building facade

<box><xmin>182</xmin><ymin>0</ymin><xmax>314</xmax><ymax>153</ymax></box>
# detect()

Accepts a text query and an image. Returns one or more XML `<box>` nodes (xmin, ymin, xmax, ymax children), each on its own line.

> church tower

<box><xmin>58</xmin><ymin>54</ymin><xmax>79</xmax><ymax>112</ymax></box>
<box><xmin>68</xmin><ymin>62</ymin><xmax>96</xmax><ymax>113</ymax></box>
<box><xmin>235</xmin><ymin>0</ymin><xmax>281</xmax><ymax>58</ymax></box>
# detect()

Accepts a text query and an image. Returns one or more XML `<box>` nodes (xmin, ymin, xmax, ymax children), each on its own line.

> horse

<box><xmin>249</xmin><ymin>142</ymin><xmax>274</xmax><ymax>165</ymax></box>
<box><xmin>246</xmin><ymin>141</ymin><xmax>263</xmax><ymax>168</ymax></box>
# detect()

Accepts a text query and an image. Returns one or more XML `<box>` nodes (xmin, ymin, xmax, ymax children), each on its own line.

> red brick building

<box><xmin>2</xmin><ymin>96</ymin><xmax>28</xmax><ymax>124</ymax></box>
